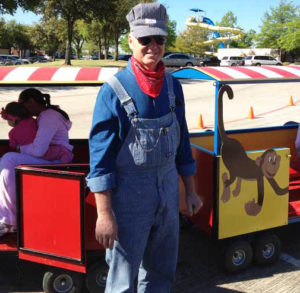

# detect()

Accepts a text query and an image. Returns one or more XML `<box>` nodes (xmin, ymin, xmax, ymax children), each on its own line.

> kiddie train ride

<box><xmin>186</xmin><ymin>8</ymin><xmax>244</xmax><ymax>55</ymax></box>
<box><xmin>1</xmin><ymin>65</ymin><xmax>300</xmax><ymax>292</ymax></box>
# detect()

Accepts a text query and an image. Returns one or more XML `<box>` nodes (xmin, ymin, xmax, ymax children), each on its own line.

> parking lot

<box><xmin>1</xmin><ymin>79</ymin><xmax>300</xmax><ymax>292</ymax></box>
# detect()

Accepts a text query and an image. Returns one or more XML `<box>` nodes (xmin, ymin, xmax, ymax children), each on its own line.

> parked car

<box><xmin>162</xmin><ymin>53</ymin><xmax>199</xmax><ymax>67</ymax></box>
<box><xmin>11</xmin><ymin>55</ymin><xmax>31</xmax><ymax>64</ymax></box>
<box><xmin>199</xmin><ymin>56</ymin><xmax>220</xmax><ymax>66</ymax></box>
<box><xmin>117</xmin><ymin>54</ymin><xmax>132</xmax><ymax>61</ymax></box>
<box><xmin>245</xmin><ymin>55</ymin><xmax>282</xmax><ymax>66</ymax></box>
<box><xmin>220</xmin><ymin>56</ymin><xmax>244</xmax><ymax>66</ymax></box>
<box><xmin>0</xmin><ymin>55</ymin><xmax>21</xmax><ymax>65</ymax></box>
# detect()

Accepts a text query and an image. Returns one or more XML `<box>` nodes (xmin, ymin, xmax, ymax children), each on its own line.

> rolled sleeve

<box><xmin>178</xmin><ymin>161</ymin><xmax>196</xmax><ymax>177</ymax></box>
<box><xmin>86</xmin><ymin>172</ymin><xmax>116</xmax><ymax>193</ymax></box>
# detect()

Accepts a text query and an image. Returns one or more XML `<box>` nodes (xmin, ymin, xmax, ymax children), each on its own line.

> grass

<box><xmin>20</xmin><ymin>59</ymin><xmax>128</xmax><ymax>67</ymax></box>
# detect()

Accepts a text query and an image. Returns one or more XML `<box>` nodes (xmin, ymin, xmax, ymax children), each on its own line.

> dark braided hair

<box><xmin>5</xmin><ymin>102</ymin><xmax>31</xmax><ymax>120</ymax></box>
<box><xmin>19</xmin><ymin>88</ymin><xmax>70</xmax><ymax>120</ymax></box>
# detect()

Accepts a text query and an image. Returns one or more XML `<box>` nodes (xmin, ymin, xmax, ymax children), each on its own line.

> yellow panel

<box><xmin>218</xmin><ymin>148</ymin><xmax>290</xmax><ymax>239</ymax></box>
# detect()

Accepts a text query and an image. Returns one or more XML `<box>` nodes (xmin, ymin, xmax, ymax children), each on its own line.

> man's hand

<box><xmin>186</xmin><ymin>192</ymin><xmax>203</xmax><ymax>216</ymax></box>
<box><xmin>95</xmin><ymin>210</ymin><xmax>118</xmax><ymax>250</ymax></box>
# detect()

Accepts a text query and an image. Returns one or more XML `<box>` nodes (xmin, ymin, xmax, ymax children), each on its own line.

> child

<box><xmin>1</xmin><ymin>102</ymin><xmax>73</xmax><ymax>163</ymax></box>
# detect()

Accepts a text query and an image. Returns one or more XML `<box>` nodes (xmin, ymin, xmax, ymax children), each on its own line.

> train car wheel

<box><xmin>224</xmin><ymin>240</ymin><xmax>253</xmax><ymax>273</ymax></box>
<box><xmin>254</xmin><ymin>233</ymin><xmax>281</xmax><ymax>265</ymax></box>
<box><xmin>43</xmin><ymin>270</ymin><xmax>83</xmax><ymax>293</ymax></box>
<box><xmin>86</xmin><ymin>260</ymin><xmax>108</xmax><ymax>293</ymax></box>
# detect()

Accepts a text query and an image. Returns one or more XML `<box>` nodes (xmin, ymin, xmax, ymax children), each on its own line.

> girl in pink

<box><xmin>0</xmin><ymin>88</ymin><xmax>73</xmax><ymax>237</ymax></box>
<box><xmin>1</xmin><ymin>102</ymin><xmax>73</xmax><ymax>162</ymax></box>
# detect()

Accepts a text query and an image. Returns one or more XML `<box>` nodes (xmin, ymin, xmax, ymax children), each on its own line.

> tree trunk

<box><xmin>65</xmin><ymin>18</ymin><xmax>74</xmax><ymax>65</ymax></box>
<box><xmin>114</xmin><ymin>28</ymin><xmax>119</xmax><ymax>61</ymax></box>
<box><xmin>98</xmin><ymin>43</ymin><xmax>102</xmax><ymax>59</ymax></box>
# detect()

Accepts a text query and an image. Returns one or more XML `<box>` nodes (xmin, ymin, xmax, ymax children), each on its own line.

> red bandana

<box><xmin>130</xmin><ymin>56</ymin><xmax>165</xmax><ymax>98</ymax></box>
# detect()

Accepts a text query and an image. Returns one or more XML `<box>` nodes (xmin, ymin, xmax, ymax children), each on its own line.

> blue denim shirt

<box><xmin>87</xmin><ymin>61</ymin><xmax>196</xmax><ymax>192</ymax></box>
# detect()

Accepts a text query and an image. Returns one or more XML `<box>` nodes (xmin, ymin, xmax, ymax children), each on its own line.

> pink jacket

<box><xmin>19</xmin><ymin>109</ymin><xmax>73</xmax><ymax>163</ymax></box>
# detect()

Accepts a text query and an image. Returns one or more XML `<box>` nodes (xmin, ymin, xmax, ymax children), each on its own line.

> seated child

<box><xmin>1</xmin><ymin>102</ymin><xmax>73</xmax><ymax>163</ymax></box>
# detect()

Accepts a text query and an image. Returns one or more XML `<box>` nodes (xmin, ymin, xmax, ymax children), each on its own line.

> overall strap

<box><xmin>107</xmin><ymin>75</ymin><xmax>138</xmax><ymax>117</ymax></box>
<box><xmin>165</xmin><ymin>72</ymin><xmax>176</xmax><ymax>112</ymax></box>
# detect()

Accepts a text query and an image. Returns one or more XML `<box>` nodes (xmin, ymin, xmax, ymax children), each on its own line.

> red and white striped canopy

<box><xmin>0</xmin><ymin>67</ymin><xmax>120</xmax><ymax>84</ymax></box>
<box><xmin>173</xmin><ymin>65</ymin><xmax>300</xmax><ymax>82</ymax></box>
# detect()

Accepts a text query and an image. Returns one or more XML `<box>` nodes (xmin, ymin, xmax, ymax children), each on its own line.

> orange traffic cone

<box><xmin>198</xmin><ymin>114</ymin><xmax>206</xmax><ymax>129</ymax></box>
<box><xmin>288</xmin><ymin>96</ymin><xmax>295</xmax><ymax>106</ymax></box>
<box><xmin>248</xmin><ymin>106</ymin><xmax>255</xmax><ymax>119</ymax></box>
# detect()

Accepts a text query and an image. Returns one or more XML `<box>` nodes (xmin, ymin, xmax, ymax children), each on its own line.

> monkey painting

<box><xmin>218</xmin><ymin>85</ymin><xmax>288</xmax><ymax>216</ymax></box>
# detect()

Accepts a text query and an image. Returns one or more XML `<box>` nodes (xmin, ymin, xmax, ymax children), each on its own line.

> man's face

<box><xmin>128</xmin><ymin>34</ymin><xmax>166</xmax><ymax>71</ymax></box>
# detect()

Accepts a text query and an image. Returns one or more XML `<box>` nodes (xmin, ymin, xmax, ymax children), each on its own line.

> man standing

<box><xmin>87</xmin><ymin>3</ymin><xmax>202</xmax><ymax>292</ymax></box>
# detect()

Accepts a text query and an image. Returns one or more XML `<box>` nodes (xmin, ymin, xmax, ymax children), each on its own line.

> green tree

<box><xmin>30</xmin><ymin>17</ymin><xmax>64</xmax><ymax>59</ymax></box>
<box><xmin>0</xmin><ymin>0</ymin><xmax>41</xmax><ymax>15</ymax></box>
<box><xmin>37</xmin><ymin>0</ymin><xmax>106</xmax><ymax>65</ymax></box>
<box><xmin>174</xmin><ymin>26</ymin><xmax>208</xmax><ymax>55</ymax></box>
<box><xmin>73</xmin><ymin>20</ymin><xmax>89</xmax><ymax>59</ymax></box>
<box><xmin>6</xmin><ymin>20</ymin><xmax>32</xmax><ymax>56</ymax></box>
<box><xmin>216</xmin><ymin>11</ymin><xmax>239</xmax><ymax>48</ymax></box>
<box><xmin>256</xmin><ymin>0</ymin><xmax>298</xmax><ymax>58</ymax></box>
<box><xmin>278</xmin><ymin>10</ymin><xmax>300</xmax><ymax>52</ymax></box>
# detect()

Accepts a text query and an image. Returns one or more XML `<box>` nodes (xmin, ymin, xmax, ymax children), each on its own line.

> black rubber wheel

<box><xmin>85</xmin><ymin>260</ymin><xmax>108</xmax><ymax>293</ymax></box>
<box><xmin>276</xmin><ymin>63</ymin><xmax>282</xmax><ymax>66</ymax></box>
<box><xmin>224</xmin><ymin>240</ymin><xmax>253</xmax><ymax>273</ymax></box>
<box><xmin>185</xmin><ymin>62</ymin><xmax>193</xmax><ymax>66</ymax></box>
<box><xmin>42</xmin><ymin>270</ymin><xmax>84</xmax><ymax>293</ymax></box>
<box><xmin>253</xmin><ymin>233</ymin><xmax>281</xmax><ymax>265</ymax></box>
<box><xmin>231</xmin><ymin>63</ymin><xmax>236</xmax><ymax>66</ymax></box>
<box><xmin>255</xmin><ymin>63</ymin><xmax>261</xmax><ymax>66</ymax></box>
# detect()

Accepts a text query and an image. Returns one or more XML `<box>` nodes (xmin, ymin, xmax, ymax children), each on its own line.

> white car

<box><xmin>220</xmin><ymin>56</ymin><xmax>244</xmax><ymax>66</ymax></box>
<box><xmin>245</xmin><ymin>55</ymin><xmax>282</xmax><ymax>66</ymax></box>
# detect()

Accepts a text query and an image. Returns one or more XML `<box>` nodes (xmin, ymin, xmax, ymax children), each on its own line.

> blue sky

<box><xmin>2</xmin><ymin>0</ymin><xmax>300</xmax><ymax>33</ymax></box>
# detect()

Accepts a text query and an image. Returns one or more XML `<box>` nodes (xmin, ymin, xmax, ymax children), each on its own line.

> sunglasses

<box><xmin>137</xmin><ymin>36</ymin><xmax>167</xmax><ymax>46</ymax></box>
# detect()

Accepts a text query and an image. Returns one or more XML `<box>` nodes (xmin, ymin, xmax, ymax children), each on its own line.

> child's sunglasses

<box><xmin>137</xmin><ymin>36</ymin><xmax>167</xmax><ymax>46</ymax></box>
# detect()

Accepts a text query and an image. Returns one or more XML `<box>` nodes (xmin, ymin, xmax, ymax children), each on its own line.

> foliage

<box><xmin>173</xmin><ymin>26</ymin><xmax>208</xmax><ymax>55</ymax></box>
<box><xmin>0</xmin><ymin>0</ymin><xmax>41</xmax><ymax>15</ymax></box>
<box><xmin>277</xmin><ymin>11</ymin><xmax>300</xmax><ymax>52</ymax></box>
<box><xmin>6</xmin><ymin>20</ymin><xmax>31</xmax><ymax>53</ymax></box>
<box><xmin>30</xmin><ymin>17</ymin><xmax>65</xmax><ymax>58</ymax></box>
<box><xmin>256</xmin><ymin>0</ymin><xmax>298</xmax><ymax>48</ymax></box>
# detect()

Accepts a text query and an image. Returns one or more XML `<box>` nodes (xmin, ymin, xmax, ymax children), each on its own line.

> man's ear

<box><xmin>128</xmin><ymin>34</ymin><xmax>133</xmax><ymax>51</ymax></box>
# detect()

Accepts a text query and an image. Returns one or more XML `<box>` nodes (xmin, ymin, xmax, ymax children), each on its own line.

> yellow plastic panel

<box><xmin>218</xmin><ymin>148</ymin><xmax>290</xmax><ymax>239</ymax></box>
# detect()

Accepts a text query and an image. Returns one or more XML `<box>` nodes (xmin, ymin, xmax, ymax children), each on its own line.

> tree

<box><xmin>0</xmin><ymin>0</ymin><xmax>41</xmax><ymax>15</ymax></box>
<box><xmin>278</xmin><ymin>11</ymin><xmax>300</xmax><ymax>52</ymax></box>
<box><xmin>73</xmin><ymin>20</ymin><xmax>89</xmax><ymax>59</ymax></box>
<box><xmin>216</xmin><ymin>11</ymin><xmax>239</xmax><ymax>48</ymax></box>
<box><xmin>91</xmin><ymin>0</ymin><xmax>155</xmax><ymax>61</ymax></box>
<box><xmin>256</xmin><ymin>0</ymin><xmax>298</xmax><ymax>58</ymax></box>
<box><xmin>30</xmin><ymin>17</ymin><xmax>64</xmax><ymax>59</ymax></box>
<box><xmin>37</xmin><ymin>0</ymin><xmax>105</xmax><ymax>65</ymax></box>
<box><xmin>166</xmin><ymin>19</ymin><xmax>176</xmax><ymax>51</ymax></box>
<box><xmin>6</xmin><ymin>20</ymin><xmax>32</xmax><ymax>56</ymax></box>
<box><xmin>173</xmin><ymin>26</ymin><xmax>209</xmax><ymax>55</ymax></box>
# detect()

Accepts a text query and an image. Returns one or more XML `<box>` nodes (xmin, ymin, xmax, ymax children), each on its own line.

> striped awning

<box><xmin>172</xmin><ymin>65</ymin><xmax>300</xmax><ymax>82</ymax></box>
<box><xmin>0</xmin><ymin>67</ymin><xmax>121</xmax><ymax>84</ymax></box>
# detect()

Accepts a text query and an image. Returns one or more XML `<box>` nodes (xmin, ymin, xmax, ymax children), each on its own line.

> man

<box><xmin>87</xmin><ymin>3</ymin><xmax>202</xmax><ymax>292</ymax></box>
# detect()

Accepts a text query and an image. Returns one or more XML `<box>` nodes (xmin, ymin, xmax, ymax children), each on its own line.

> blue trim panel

<box><xmin>172</xmin><ymin>68</ymin><xmax>214</xmax><ymax>80</ymax></box>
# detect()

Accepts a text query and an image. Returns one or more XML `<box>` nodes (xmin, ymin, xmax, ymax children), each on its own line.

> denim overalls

<box><xmin>105</xmin><ymin>73</ymin><xmax>180</xmax><ymax>293</ymax></box>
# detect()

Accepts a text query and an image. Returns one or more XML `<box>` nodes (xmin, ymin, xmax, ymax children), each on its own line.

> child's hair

<box><xmin>3</xmin><ymin>102</ymin><xmax>31</xmax><ymax>120</ymax></box>
<box><xmin>19</xmin><ymin>88</ymin><xmax>70</xmax><ymax>120</ymax></box>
